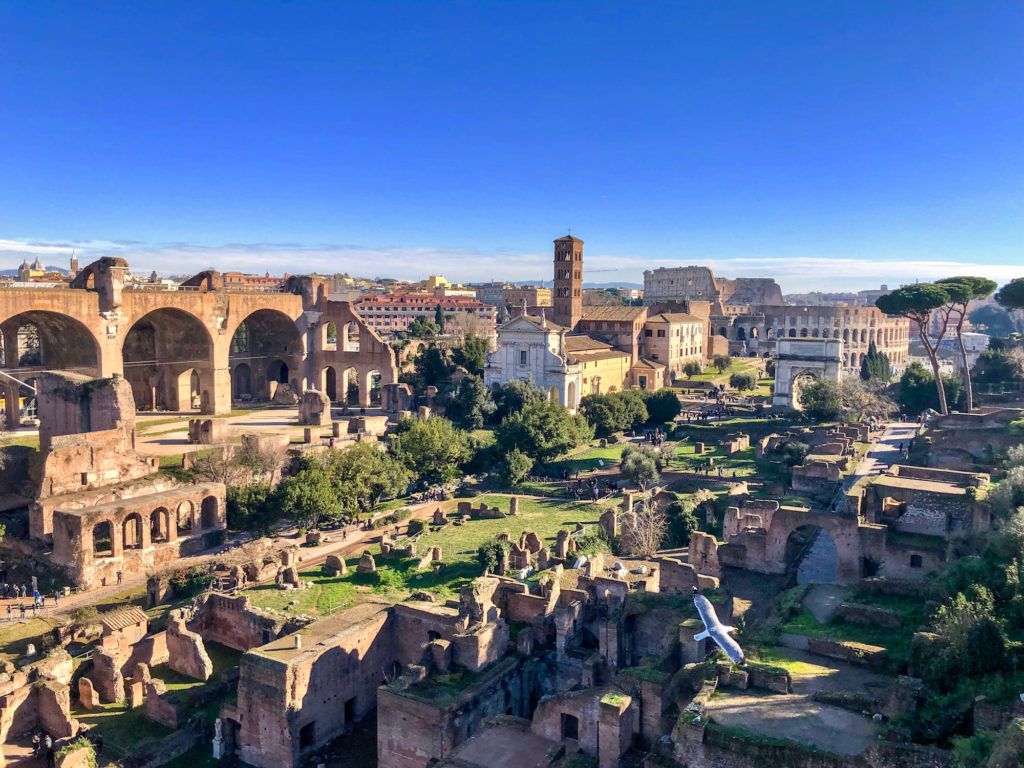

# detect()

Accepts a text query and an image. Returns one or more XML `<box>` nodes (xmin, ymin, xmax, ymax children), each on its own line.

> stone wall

<box><xmin>166</xmin><ymin>611</ymin><xmax>213</xmax><ymax>680</ymax></box>
<box><xmin>49</xmin><ymin>482</ymin><xmax>227</xmax><ymax>589</ymax></box>
<box><xmin>377</xmin><ymin>656</ymin><xmax>537</xmax><ymax>768</ymax></box>
<box><xmin>196</xmin><ymin>593</ymin><xmax>287</xmax><ymax>652</ymax></box>
<box><xmin>667</xmin><ymin>720</ymin><xmax>952</xmax><ymax>768</ymax></box>
<box><xmin>235</xmin><ymin>605</ymin><xmax>396</xmax><ymax>768</ymax></box>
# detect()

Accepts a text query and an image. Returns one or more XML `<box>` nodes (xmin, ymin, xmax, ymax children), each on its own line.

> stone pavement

<box><xmin>705</xmin><ymin>646</ymin><xmax>890</xmax><ymax>756</ymax></box>
<box><xmin>853</xmin><ymin>421</ymin><xmax>919</xmax><ymax>478</ymax></box>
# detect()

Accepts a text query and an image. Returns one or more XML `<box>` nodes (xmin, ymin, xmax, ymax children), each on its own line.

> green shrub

<box><xmin>54</xmin><ymin>738</ymin><xmax>97</xmax><ymax>768</ymax></box>
<box><xmin>168</xmin><ymin>566</ymin><xmax>213</xmax><ymax>598</ymax></box>
<box><xmin>475</xmin><ymin>540</ymin><xmax>510</xmax><ymax>575</ymax></box>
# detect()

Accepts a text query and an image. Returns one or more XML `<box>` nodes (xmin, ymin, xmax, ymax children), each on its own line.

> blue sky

<box><xmin>1</xmin><ymin>1</ymin><xmax>1021</xmax><ymax>290</ymax></box>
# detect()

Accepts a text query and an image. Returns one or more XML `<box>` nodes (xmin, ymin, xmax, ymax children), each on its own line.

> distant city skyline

<box><xmin>0</xmin><ymin>237</ymin><xmax>1020</xmax><ymax>293</ymax></box>
<box><xmin>1</xmin><ymin>2</ymin><xmax>1021</xmax><ymax>292</ymax></box>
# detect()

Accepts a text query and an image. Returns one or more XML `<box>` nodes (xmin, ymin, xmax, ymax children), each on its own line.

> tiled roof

<box><xmin>580</xmin><ymin>306</ymin><xmax>647</xmax><ymax>322</ymax></box>
<box><xmin>564</xmin><ymin>334</ymin><xmax>614</xmax><ymax>352</ymax></box>
<box><xmin>574</xmin><ymin>349</ymin><xmax>630</xmax><ymax>362</ymax></box>
<box><xmin>647</xmin><ymin>312</ymin><xmax>703</xmax><ymax>324</ymax></box>
<box><xmin>631</xmin><ymin>358</ymin><xmax>666</xmax><ymax>371</ymax></box>
<box><xmin>100</xmin><ymin>606</ymin><xmax>148</xmax><ymax>632</ymax></box>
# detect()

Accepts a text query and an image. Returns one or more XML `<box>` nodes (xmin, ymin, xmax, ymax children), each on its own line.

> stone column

<box><xmin>209</xmin><ymin>365</ymin><xmax>231</xmax><ymax>415</ymax></box>
<box><xmin>3</xmin><ymin>381</ymin><xmax>20</xmax><ymax>429</ymax></box>
<box><xmin>359</xmin><ymin>370</ymin><xmax>373</xmax><ymax>408</ymax></box>
<box><xmin>598</xmin><ymin>693</ymin><xmax>633</xmax><ymax>768</ymax></box>
<box><xmin>166</xmin><ymin>512</ymin><xmax>178</xmax><ymax>544</ymax></box>
<box><xmin>111</xmin><ymin>519</ymin><xmax>124</xmax><ymax>559</ymax></box>
<box><xmin>679</xmin><ymin>619</ymin><xmax>707</xmax><ymax>664</ymax></box>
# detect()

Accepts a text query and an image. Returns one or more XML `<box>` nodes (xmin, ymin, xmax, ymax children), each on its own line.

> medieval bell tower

<box><xmin>552</xmin><ymin>234</ymin><xmax>583</xmax><ymax>330</ymax></box>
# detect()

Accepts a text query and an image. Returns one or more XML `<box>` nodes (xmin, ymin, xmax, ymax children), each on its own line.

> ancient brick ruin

<box><xmin>25</xmin><ymin>372</ymin><xmax>228</xmax><ymax>588</ymax></box>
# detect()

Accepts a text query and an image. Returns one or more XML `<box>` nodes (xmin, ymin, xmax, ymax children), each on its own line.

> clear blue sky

<box><xmin>1</xmin><ymin>1</ymin><xmax>1021</xmax><ymax>290</ymax></box>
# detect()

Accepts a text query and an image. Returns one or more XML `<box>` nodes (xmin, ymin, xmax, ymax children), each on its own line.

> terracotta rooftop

<box><xmin>100</xmin><ymin>606</ymin><xmax>148</xmax><ymax>632</ymax></box>
<box><xmin>631</xmin><ymin>357</ymin><xmax>666</xmax><ymax>371</ymax></box>
<box><xmin>573</xmin><ymin>349</ymin><xmax>630</xmax><ymax>362</ymax></box>
<box><xmin>564</xmin><ymin>334</ymin><xmax>614</xmax><ymax>352</ymax></box>
<box><xmin>580</xmin><ymin>306</ymin><xmax>647</xmax><ymax>322</ymax></box>
<box><xmin>647</xmin><ymin>312</ymin><xmax>703</xmax><ymax>324</ymax></box>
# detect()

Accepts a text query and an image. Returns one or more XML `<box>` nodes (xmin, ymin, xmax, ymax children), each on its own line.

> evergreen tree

<box><xmin>859</xmin><ymin>341</ymin><xmax>891</xmax><ymax>382</ymax></box>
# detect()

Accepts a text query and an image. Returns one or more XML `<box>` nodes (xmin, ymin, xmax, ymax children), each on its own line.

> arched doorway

<box><xmin>122</xmin><ymin>309</ymin><xmax>213</xmax><ymax>412</ymax></box>
<box><xmin>0</xmin><ymin>310</ymin><xmax>101</xmax><ymax>374</ymax></box>
<box><xmin>151</xmin><ymin>508</ymin><xmax>169</xmax><ymax>542</ymax></box>
<box><xmin>233</xmin><ymin>363</ymin><xmax>253</xmax><ymax>401</ymax></box>
<box><xmin>93</xmin><ymin>521</ymin><xmax>113</xmax><ymax>557</ymax></box>
<box><xmin>323</xmin><ymin>367</ymin><xmax>338</xmax><ymax>402</ymax></box>
<box><xmin>229</xmin><ymin>310</ymin><xmax>303</xmax><ymax>402</ymax></box>
<box><xmin>123</xmin><ymin>513</ymin><xmax>143</xmax><ymax>550</ymax></box>
<box><xmin>200</xmin><ymin>496</ymin><xmax>219</xmax><ymax>529</ymax></box>
<box><xmin>177</xmin><ymin>501</ymin><xmax>194</xmax><ymax>535</ymax></box>
<box><xmin>790</xmin><ymin>372</ymin><xmax>818</xmax><ymax>411</ymax></box>
<box><xmin>343</xmin><ymin>368</ymin><xmax>359</xmax><ymax>406</ymax></box>
<box><xmin>784</xmin><ymin>525</ymin><xmax>837</xmax><ymax>585</ymax></box>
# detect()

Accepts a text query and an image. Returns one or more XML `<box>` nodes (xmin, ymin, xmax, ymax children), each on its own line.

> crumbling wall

<box><xmin>166</xmin><ymin>611</ymin><xmax>213</xmax><ymax>681</ymax></box>
<box><xmin>196</xmin><ymin>593</ymin><xmax>286</xmax><ymax>652</ymax></box>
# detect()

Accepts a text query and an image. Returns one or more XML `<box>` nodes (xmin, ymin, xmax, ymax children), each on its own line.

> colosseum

<box><xmin>711</xmin><ymin>305</ymin><xmax>911</xmax><ymax>372</ymax></box>
<box><xmin>0</xmin><ymin>257</ymin><xmax>399</xmax><ymax>428</ymax></box>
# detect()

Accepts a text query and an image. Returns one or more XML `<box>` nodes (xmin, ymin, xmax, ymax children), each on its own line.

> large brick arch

<box><xmin>121</xmin><ymin>307</ymin><xmax>216</xmax><ymax>412</ymax></box>
<box><xmin>0</xmin><ymin>268</ymin><xmax>397</xmax><ymax>415</ymax></box>
<box><xmin>763</xmin><ymin>507</ymin><xmax>865</xmax><ymax>584</ymax></box>
<box><xmin>0</xmin><ymin>309</ymin><xmax>103</xmax><ymax>373</ymax></box>
<box><xmin>228</xmin><ymin>308</ymin><xmax>306</xmax><ymax>401</ymax></box>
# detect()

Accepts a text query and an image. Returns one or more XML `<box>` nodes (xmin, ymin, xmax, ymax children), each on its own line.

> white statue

<box><xmin>214</xmin><ymin>717</ymin><xmax>223</xmax><ymax>740</ymax></box>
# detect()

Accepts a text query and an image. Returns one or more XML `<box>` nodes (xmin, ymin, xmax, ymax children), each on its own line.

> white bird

<box><xmin>692</xmin><ymin>587</ymin><xmax>745</xmax><ymax>665</ymax></box>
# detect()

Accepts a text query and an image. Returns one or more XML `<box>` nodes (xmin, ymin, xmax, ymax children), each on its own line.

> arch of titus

<box><xmin>0</xmin><ymin>257</ymin><xmax>398</xmax><ymax>426</ymax></box>
<box><xmin>772</xmin><ymin>337</ymin><xmax>843</xmax><ymax>410</ymax></box>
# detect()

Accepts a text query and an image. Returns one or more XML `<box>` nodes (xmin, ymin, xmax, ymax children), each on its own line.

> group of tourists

<box><xmin>2</xmin><ymin>582</ymin><xmax>61</xmax><ymax>621</ymax></box>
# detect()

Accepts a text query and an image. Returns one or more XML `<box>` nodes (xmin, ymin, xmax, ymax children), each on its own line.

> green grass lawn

<box><xmin>671</xmin><ymin>441</ymin><xmax>781</xmax><ymax>481</ymax></box>
<box><xmin>414</xmin><ymin>494</ymin><xmax>612</xmax><ymax>561</ymax></box>
<box><xmin>781</xmin><ymin>607</ymin><xmax>914</xmax><ymax>670</ymax></box>
<box><xmin>549</xmin><ymin>443</ymin><xmax>627</xmax><ymax>474</ymax></box>
<box><xmin>752</xmin><ymin>646</ymin><xmax>838</xmax><ymax>678</ymax></box>
<box><xmin>683</xmin><ymin>358</ymin><xmax>764</xmax><ymax>385</ymax></box>
<box><xmin>3</xmin><ymin>433</ymin><xmax>39</xmax><ymax>449</ymax></box>
<box><xmin>242</xmin><ymin>494</ymin><xmax>615</xmax><ymax>615</ymax></box>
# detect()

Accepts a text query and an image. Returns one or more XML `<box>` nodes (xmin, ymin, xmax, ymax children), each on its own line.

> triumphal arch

<box><xmin>772</xmin><ymin>337</ymin><xmax>843</xmax><ymax>410</ymax></box>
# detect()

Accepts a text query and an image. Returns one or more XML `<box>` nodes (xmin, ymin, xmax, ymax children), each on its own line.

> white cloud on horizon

<box><xmin>1</xmin><ymin>237</ymin><xmax>1020</xmax><ymax>293</ymax></box>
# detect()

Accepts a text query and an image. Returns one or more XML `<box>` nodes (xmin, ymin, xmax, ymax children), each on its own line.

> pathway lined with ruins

<box><xmin>0</xmin><ymin>499</ymin><xmax>441</xmax><ymax>633</ymax></box>
<box><xmin>853</xmin><ymin>421</ymin><xmax>918</xmax><ymax>478</ymax></box>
